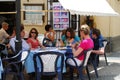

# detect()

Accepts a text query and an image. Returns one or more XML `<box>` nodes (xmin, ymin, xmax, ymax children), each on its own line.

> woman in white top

<box><xmin>44</xmin><ymin>24</ymin><xmax>56</xmax><ymax>47</ymax></box>
<box><xmin>44</xmin><ymin>24</ymin><xmax>55</xmax><ymax>41</ymax></box>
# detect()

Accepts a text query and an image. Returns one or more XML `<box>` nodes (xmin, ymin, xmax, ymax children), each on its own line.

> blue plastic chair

<box><xmin>89</xmin><ymin>39</ymin><xmax>109</xmax><ymax>79</ymax></box>
<box><xmin>102</xmin><ymin>39</ymin><xmax>109</xmax><ymax>65</ymax></box>
<box><xmin>2</xmin><ymin>50</ymin><xmax>29</xmax><ymax>80</ymax></box>
<box><xmin>33</xmin><ymin>51</ymin><xmax>64</xmax><ymax>80</ymax></box>
<box><xmin>66</xmin><ymin>49</ymin><xmax>92</xmax><ymax>80</ymax></box>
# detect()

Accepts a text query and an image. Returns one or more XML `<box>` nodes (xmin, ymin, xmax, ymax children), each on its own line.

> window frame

<box><xmin>23</xmin><ymin>4</ymin><xmax>45</xmax><ymax>26</ymax></box>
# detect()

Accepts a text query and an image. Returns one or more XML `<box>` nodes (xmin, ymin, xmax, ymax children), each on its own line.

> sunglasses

<box><xmin>31</xmin><ymin>32</ymin><xmax>36</xmax><ymax>34</ymax></box>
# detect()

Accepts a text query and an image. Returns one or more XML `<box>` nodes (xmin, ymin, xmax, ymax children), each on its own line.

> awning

<box><xmin>0</xmin><ymin>0</ymin><xmax>15</xmax><ymax>1</ymax></box>
<box><xmin>58</xmin><ymin>0</ymin><xmax>119</xmax><ymax>16</ymax></box>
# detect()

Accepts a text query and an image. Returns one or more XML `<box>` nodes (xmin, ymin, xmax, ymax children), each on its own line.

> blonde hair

<box><xmin>80</xmin><ymin>24</ymin><xmax>90</xmax><ymax>35</ymax></box>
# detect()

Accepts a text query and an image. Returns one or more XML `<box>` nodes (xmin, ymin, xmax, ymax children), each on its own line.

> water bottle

<box><xmin>56</xmin><ymin>39</ymin><xmax>61</xmax><ymax>47</ymax></box>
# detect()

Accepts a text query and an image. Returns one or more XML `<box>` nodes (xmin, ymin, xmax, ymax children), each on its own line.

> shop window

<box><xmin>23</xmin><ymin>4</ymin><xmax>45</xmax><ymax>25</ymax></box>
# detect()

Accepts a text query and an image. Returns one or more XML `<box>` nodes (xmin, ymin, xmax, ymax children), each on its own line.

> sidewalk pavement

<box><xmin>93</xmin><ymin>51</ymin><xmax>120</xmax><ymax>80</ymax></box>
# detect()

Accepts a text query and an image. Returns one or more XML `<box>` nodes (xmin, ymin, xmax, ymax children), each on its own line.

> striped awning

<box><xmin>58</xmin><ymin>0</ymin><xmax>119</xmax><ymax>16</ymax></box>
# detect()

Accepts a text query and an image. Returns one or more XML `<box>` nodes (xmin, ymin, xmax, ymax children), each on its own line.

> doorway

<box><xmin>0</xmin><ymin>1</ymin><xmax>15</xmax><ymax>35</ymax></box>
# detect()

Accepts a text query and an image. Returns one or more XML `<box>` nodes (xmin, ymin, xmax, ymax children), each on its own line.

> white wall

<box><xmin>94</xmin><ymin>0</ymin><xmax>120</xmax><ymax>37</ymax></box>
<box><xmin>109</xmin><ymin>0</ymin><xmax>120</xmax><ymax>37</ymax></box>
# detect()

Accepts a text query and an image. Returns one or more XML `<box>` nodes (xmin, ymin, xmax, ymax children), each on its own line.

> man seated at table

<box><xmin>9</xmin><ymin>24</ymin><xmax>30</xmax><ymax>55</ymax></box>
<box><xmin>90</xmin><ymin>28</ymin><xmax>104</xmax><ymax>66</ymax></box>
<box><xmin>0</xmin><ymin>22</ymin><xmax>14</xmax><ymax>44</ymax></box>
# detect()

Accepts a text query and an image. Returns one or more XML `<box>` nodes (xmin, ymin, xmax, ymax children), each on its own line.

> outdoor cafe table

<box><xmin>25</xmin><ymin>47</ymin><xmax>67</xmax><ymax>74</ymax></box>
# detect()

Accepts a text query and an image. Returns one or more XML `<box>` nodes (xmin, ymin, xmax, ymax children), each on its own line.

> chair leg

<box><xmin>78</xmin><ymin>67</ymin><xmax>85</xmax><ymax>80</ymax></box>
<box><xmin>19</xmin><ymin>72</ymin><xmax>24</xmax><ymax>80</ymax></box>
<box><xmin>58</xmin><ymin>73</ymin><xmax>62</xmax><ymax>80</ymax></box>
<box><xmin>86</xmin><ymin>66</ymin><xmax>91</xmax><ymax>80</ymax></box>
<box><xmin>2</xmin><ymin>72</ymin><xmax>6</xmax><ymax>80</ymax></box>
<box><xmin>35</xmin><ymin>67</ymin><xmax>41</xmax><ymax>80</ymax></box>
<box><xmin>37</xmin><ymin>72</ymin><xmax>41</xmax><ymax>80</ymax></box>
<box><xmin>92</xmin><ymin>61</ymin><xmax>98</xmax><ymax>78</ymax></box>
<box><xmin>69</xmin><ymin>67</ymin><xmax>74</xmax><ymax>80</ymax></box>
<box><xmin>104</xmin><ymin>53</ymin><xmax>108</xmax><ymax>66</ymax></box>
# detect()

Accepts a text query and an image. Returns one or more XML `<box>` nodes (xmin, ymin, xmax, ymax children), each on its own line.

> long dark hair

<box><xmin>65</xmin><ymin>28</ymin><xmax>75</xmax><ymax>39</ymax></box>
<box><xmin>28</xmin><ymin>28</ymin><xmax>38</xmax><ymax>39</ymax></box>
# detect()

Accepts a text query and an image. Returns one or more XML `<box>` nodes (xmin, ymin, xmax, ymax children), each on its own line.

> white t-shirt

<box><xmin>45</xmin><ymin>32</ymin><xmax>54</xmax><ymax>39</ymax></box>
<box><xmin>9</xmin><ymin>36</ymin><xmax>30</xmax><ymax>52</ymax></box>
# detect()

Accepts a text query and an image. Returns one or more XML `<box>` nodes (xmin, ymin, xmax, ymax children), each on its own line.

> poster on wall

<box><xmin>53</xmin><ymin>2</ymin><xmax>69</xmax><ymax>30</ymax></box>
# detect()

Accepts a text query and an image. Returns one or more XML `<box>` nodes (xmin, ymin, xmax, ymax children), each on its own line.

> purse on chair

<box><xmin>42</xmin><ymin>38</ymin><xmax>53</xmax><ymax>47</ymax></box>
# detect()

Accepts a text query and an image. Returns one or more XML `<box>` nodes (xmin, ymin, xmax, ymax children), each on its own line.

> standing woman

<box><xmin>27</xmin><ymin>28</ymin><xmax>44</xmax><ymax>50</ymax></box>
<box><xmin>67</xmin><ymin>24</ymin><xmax>94</xmax><ymax>66</ymax></box>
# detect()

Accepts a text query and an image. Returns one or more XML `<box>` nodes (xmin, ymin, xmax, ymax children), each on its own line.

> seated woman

<box><xmin>44</xmin><ymin>24</ymin><xmax>56</xmax><ymax>47</ymax></box>
<box><xmin>62</xmin><ymin>28</ymin><xmax>80</xmax><ymax>47</ymax></box>
<box><xmin>27</xmin><ymin>28</ymin><xmax>44</xmax><ymax>50</ymax></box>
<box><xmin>66</xmin><ymin>24</ymin><xmax>94</xmax><ymax>66</ymax></box>
<box><xmin>61</xmin><ymin>28</ymin><xmax>80</xmax><ymax>46</ymax></box>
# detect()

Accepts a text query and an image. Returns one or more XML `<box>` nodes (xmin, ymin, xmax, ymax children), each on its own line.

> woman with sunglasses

<box><xmin>27</xmin><ymin>28</ymin><xmax>44</xmax><ymax>50</ymax></box>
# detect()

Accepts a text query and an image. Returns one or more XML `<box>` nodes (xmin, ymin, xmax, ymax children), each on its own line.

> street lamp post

<box><xmin>15</xmin><ymin>0</ymin><xmax>22</xmax><ymax>54</ymax></box>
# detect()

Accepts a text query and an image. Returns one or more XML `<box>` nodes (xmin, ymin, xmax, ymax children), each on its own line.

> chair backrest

<box><xmin>2</xmin><ymin>50</ymin><xmax>29</xmax><ymax>63</ymax></box>
<box><xmin>21</xmin><ymin>50</ymin><xmax>29</xmax><ymax>64</ymax></box>
<box><xmin>2</xmin><ymin>50</ymin><xmax>29</xmax><ymax>80</ymax></box>
<box><xmin>33</xmin><ymin>51</ymin><xmax>64</xmax><ymax>74</ymax></box>
<box><xmin>102</xmin><ymin>40</ymin><xmax>108</xmax><ymax>49</ymax></box>
<box><xmin>83</xmin><ymin>49</ymin><xmax>92</xmax><ymax>67</ymax></box>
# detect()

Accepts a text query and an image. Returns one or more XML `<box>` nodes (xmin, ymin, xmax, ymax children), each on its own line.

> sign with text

<box><xmin>53</xmin><ymin>2</ymin><xmax>69</xmax><ymax>30</ymax></box>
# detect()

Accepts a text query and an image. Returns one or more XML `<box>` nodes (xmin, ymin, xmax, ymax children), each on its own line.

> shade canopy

<box><xmin>58</xmin><ymin>0</ymin><xmax>119</xmax><ymax>16</ymax></box>
<box><xmin>0</xmin><ymin>0</ymin><xmax>15</xmax><ymax>1</ymax></box>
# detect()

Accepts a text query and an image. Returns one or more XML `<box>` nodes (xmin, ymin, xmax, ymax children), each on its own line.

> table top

<box><xmin>30</xmin><ymin>47</ymin><xmax>67</xmax><ymax>53</ymax></box>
